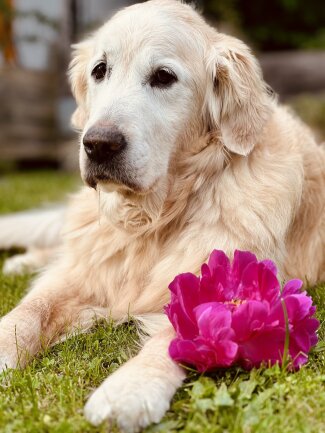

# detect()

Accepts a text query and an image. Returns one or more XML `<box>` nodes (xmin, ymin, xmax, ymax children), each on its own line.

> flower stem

<box><xmin>281</xmin><ymin>298</ymin><xmax>290</xmax><ymax>369</ymax></box>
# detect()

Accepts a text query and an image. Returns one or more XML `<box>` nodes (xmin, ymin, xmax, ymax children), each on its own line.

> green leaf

<box><xmin>214</xmin><ymin>384</ymin><xmax>234</xmax><ymax>407</ymax></box>
<box><xmin>238</xmin><ymin>379</ymin><xmax>258</xmax><ymax>401</ymax></box>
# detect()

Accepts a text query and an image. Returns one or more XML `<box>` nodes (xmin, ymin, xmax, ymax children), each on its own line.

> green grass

<box><xmin>0</xmin><ymin>171</ymin><xmax>324</xmax><ymax>433</ymax></box>
<box><xmin>0</xmin><ymin>171</ymin><xmax>80</xmax><ymax>214</ymax></box>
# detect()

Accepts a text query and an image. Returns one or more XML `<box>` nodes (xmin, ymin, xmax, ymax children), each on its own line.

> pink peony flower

<box><xmin>165</xmin><ymin>250</ymin><xmax>319</xmax><ymax>372</ymax></box>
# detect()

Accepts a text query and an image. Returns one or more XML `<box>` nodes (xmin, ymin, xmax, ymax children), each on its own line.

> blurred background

<box><xmin>0</xmin><ymin>0</ymin><xmax>324</xmax><ymax>175</ymax></box>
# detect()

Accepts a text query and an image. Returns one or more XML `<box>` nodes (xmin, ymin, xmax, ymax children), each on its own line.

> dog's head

<box><xmin>69</xmin><ymin>0</ymin><xmax>272</xmax><ymax>193</ymax></box>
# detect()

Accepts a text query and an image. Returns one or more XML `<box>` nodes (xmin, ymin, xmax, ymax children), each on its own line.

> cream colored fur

<box><xmin>0</xmin><ymin>1</ymin><xmax>324</xmax><ymax>432</ymax></box>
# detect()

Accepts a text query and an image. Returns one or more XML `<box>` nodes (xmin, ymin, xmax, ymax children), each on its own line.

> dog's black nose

<box><xmin>83</xmin><ymin>126</ymin><xmax>127</xmax><ymax>163</ymax></box>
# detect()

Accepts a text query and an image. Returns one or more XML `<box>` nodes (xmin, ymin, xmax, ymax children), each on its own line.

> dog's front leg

<box><xmin>84</xmin><ymin>326</ymin><xmax>185</xmax><ymax>433</ymax></box>
<box><xmin>0</xmin><ymin>270</ymin><xmax>96</xmax><ymax>372</ymax></box>
<box><xmin>0</xmin><ymin>296</ymin><xmax>50</xmax><ymax>371</ymax></box>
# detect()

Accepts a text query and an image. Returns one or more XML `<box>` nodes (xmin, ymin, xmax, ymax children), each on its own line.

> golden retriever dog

<box><xmin>0</xmin><ymin>0</ymin><xmax>324</xmax><ymax>431</ymax></box>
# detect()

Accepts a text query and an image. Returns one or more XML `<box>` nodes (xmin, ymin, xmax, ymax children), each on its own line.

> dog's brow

<box><xmin>99</xmin><ymin>46</ymin><xmax>115</xmax><ymax>58</ymax></box>
<box><xmin>91</xmin><ymin>51</ymin><xmax>107</xmax><ymax>65</ymax></box>
<box><xmin>149</xmin><ymin>56</ymin><xmax>180</xmax><ymax>70</ymax></box>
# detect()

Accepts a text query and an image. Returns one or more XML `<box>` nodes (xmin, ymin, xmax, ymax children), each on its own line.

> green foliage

<box><xmin>204</xmin><ymin>0</ymin><xmax>325</xmax><ymax>50</ymax></box>
<box><xmin>0</xmin><ymin>171</ymin><xmax>79</xmax><ymax>214</ymax></box>
<box><xmin>0</xmin><ymin>171</ymin><xmax>324</xmax><ymax>432</ymax></box>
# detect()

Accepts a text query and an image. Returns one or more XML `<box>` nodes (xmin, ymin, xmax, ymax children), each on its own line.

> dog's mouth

<box><xmin>84</xmin><ymin>160</ymin><xmax>141</xmax><ymax>193</ymax></box>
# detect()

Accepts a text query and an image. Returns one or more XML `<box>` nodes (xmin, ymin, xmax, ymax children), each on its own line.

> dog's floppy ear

<box><xmin>205</xmin><ymin>35</ymin><xmax>272</xmax><ymax>156</ymax></box>
<box><xmin>68</xmin><ymin>39</ymin><xmax>93</xmax><ymax>130</ymax></box>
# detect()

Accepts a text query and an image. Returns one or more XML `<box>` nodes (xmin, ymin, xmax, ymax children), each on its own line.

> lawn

<box><xmin>0</xmin><ymin>171</ymin><xmax>324</xmax><ymax>433</ymax></box>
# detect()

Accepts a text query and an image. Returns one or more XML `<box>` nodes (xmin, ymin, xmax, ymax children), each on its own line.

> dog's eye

<box><xmin>92</xmin><ymin>62</ymin><xmax>107</xmax><ymax>81</ymax></box>
<box><xmin>150</xmin><ymin>68</ymin><xmax>177</xmax><ymax>88</ymax></box>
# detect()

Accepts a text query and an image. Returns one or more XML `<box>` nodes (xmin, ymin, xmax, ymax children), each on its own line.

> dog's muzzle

<box><xmin>82</xmin><ymin>122</ymin><xmax>135</xmax><ymax>190</ymax></box>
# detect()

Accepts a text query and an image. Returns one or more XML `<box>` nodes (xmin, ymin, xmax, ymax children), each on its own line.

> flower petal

<box><xmin>231</xmin><ymin>250</ymin><xmax>258</xmax><ymax>285</ymax></box>
<box><xmin>284</xmin><ymin>294</ymin><xmax>313</xmax><ymax>323</ymax></box>
<box><xmin>168</xmin><ymin>273</ymin><xmax>200</xmax><ymax>320</ymax></box>
<box><xmin>194</xmin><ymin>302</ymin><xmax>232</xmax><ymax>340</ymax></box>
<box><xmin>282</xmin><ymin>279</ymin><xmax>303</xmax><ymax>296</ymax></box>
<box><xmin>261</xmin><ymin>259</ymin><xmax>278</xmax><ymax>276</ymax></box>
<box><xmin>237</xmin><ymin>262</ymin><xmax>280</xmax><ymax>303</ymax></box>
<box><xmin>169</xmin><ymin>337</ymin><xmax>235</xmax><ymax>372</ymax></box>
<box><xmin>238</xmin><ymin>328</ymin><xmax>286</xmax><ymax>368</ymax></box>
<box><xmin>208</xmin><ymin>250</ymin><xmax>231</xmax><ymax>275</ymax></box>
<box><xmin>232</xmin><ymin>300</ymin><xmax>269</xmax><ymax>341</ymax></box>
<box><xmin>165</xmin><ymin>300</ymin><xmax>198</xmax><ymax>339</ymax></box>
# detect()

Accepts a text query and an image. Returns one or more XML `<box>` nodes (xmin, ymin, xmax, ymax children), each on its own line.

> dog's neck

<box><xmin>99</xmin><ymin>133</ymin><xmax>228</xmax><ymax>234</ymax></box>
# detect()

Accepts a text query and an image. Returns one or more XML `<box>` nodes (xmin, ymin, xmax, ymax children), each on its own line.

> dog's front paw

<box><xmin>84</xmin><ymin>362</ymin><xmax>177</xmax><ymax>433</ymax></box>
